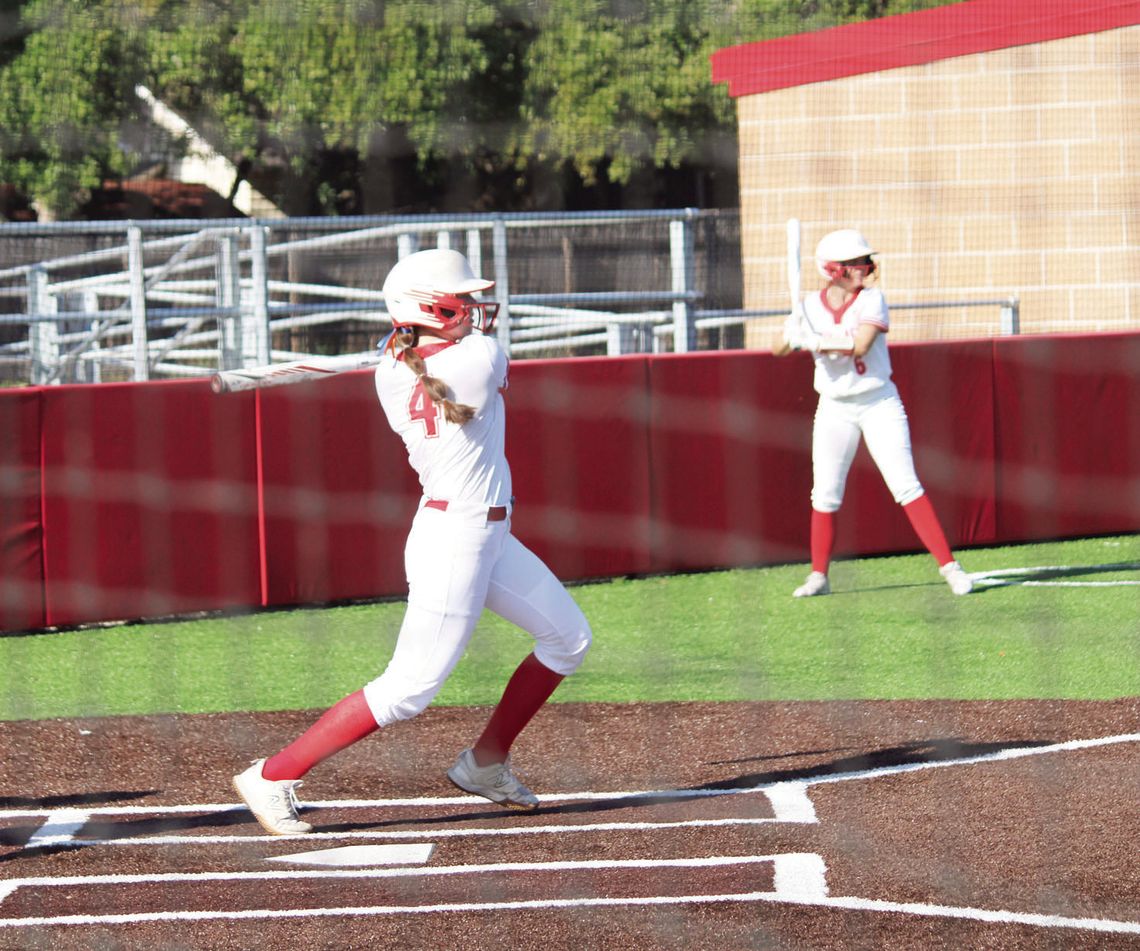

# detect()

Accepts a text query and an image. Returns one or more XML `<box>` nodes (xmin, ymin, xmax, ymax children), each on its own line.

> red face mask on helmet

<box><xmin>822</xmin><ymin>258</ymin><xmax>877</xmax><ymax>281</ymax></box>
<box><xmin>383</xmin><ymin>249</ymin><xmax>499</xmax><ymax>334</ymax></box>
<box><xmin>398</xmin><ymin>287</ymin><xmax>500</xmax><ymax>335</ymax></box>
<box><xmin>815</xmin><ymin>229</ymin><xmax>877</xmax><ymax>282</ymax></box>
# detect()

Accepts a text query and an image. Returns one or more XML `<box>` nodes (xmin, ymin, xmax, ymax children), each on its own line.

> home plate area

<box><xmin>0</xmin><ymin>699</ymin><xmax>1137</xmax><ymax>949</ymax></box>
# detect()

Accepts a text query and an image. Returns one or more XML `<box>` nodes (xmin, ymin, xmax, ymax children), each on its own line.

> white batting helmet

<box><xmin>814</xmin><ymin>229</ymin><xmax>877</xmax><ymax>280</ymax></box>
<box><xmin>382</xmin><ymin>248</ymin><xmax>499</xmax><ymax>333</ymax></box>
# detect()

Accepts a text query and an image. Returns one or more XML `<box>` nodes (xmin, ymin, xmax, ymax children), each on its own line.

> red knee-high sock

<box><xmin>903</xmin><ymin>494</ymin><xmax>954</xmax><ymax>566</ymax></box>
<box><xmin>262</xmin><ymin>689</ymin><xmax>378</xmax><ymax>781</ymax></box>
<box><xmin>472</xmin><ymin>653</ymin><xmax>565</xmax><ymax>767</ymax></box>
<box><xmin>810</xmin><ymin>509</ymin><xmax>836</xmax><ymax>574</ymax></box>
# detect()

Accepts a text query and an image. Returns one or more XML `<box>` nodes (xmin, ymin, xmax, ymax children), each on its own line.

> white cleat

<box><xmin>232</xmin><ymin>758</ymin><xmax>313</xmax><ymax>835</ymax></box>
<box><xmin>447</xmin><ymin>748</ymin><xmax>539</xmax><ymax>810</ymax></box>
<box><xmin>793</xmin><ymin>571</ymin><xmax>830</xmax><ymax>598</ymax></box>
<box><xmin>939</xmin><ymin>560</ymin><xmax>974</xmax><ymax>596</ymax></box>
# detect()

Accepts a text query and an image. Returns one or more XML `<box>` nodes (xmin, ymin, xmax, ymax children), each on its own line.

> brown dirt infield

<box><xmin>1</xmin><ymin>699</ymin><xmax>1138</xmax><ymax>950</ymax></box>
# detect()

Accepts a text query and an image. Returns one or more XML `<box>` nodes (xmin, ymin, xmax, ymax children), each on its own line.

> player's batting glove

<box><xmin>784</xmin><ymin>310</ymin><xmax>820</xmax><ymax>351</ymax></box>
<box><xmin>784</xmin><ymin>312</ymin><xmax>822</xmax><ymax>353</ymax></box>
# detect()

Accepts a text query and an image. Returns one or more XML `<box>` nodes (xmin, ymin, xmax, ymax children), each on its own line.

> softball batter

<box><xmin>775</xmin><ymin>228</ymin><xmax>973</xmax><ymax>599</ymax></box>
<box><xmin>234</xmin><ymin>249</ymin><xmax>592</xmax><ymax>834</ymax></box>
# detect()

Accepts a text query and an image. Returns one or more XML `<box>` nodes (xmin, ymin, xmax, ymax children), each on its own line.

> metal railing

<box><xmin>0</xmin><ymin>211</ymin><xmax>1019</xmax><ymax>385</ymax></box>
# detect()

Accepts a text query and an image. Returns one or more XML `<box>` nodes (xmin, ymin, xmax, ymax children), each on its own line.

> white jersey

<box><xmin>804</xmin><ymin>286</ymin><xmax>893</xmax><ymax>400</ymax></box>
<box><xmin>374</xmin><ymin>331</ymin><xmax>512</xmax><ymax>507</ymax></box>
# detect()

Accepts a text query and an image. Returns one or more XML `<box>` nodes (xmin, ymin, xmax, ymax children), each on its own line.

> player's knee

<box><xmin>893</xmin><ymin>483</ymin><xmax>924</xmax><ymax>506</ymax></box>
<box><xmin>809</xmin><ymin>489</ymin><xmax>842</xmax><ymax>512</ymax></box>
<box><xmin>536</xmin><ymin>616</ymin><xmax>592</xmax><ymax>676</ymax></box>
<box><xmin>362</xmin><ymin>676</ymin><xmax>438</xmax><ymax>726</ymax></box>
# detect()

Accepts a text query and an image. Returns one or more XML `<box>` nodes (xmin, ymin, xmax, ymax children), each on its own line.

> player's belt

<box><xmin>425</xmin><ymin>499</ymin><xmax>508</xmax><ymax>521</ymax></box>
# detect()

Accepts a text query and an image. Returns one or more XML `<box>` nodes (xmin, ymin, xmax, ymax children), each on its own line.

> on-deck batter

<box><xmin>774</xmin><ymin>228</ymin><xmax>973</xmax><ymax>599</ymax></box>
<box><xmin>233</xmin><ymin>248</ymin><xmax>592</xmax><ymax>834</ymax></box>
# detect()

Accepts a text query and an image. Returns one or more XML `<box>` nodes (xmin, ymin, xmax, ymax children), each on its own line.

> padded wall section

<box><xmin>831</xmin><ymin>340</ymin><xmax>999</xmax><ymax>559</ymax></box>
<box><xmin>647</xmin><ymin>351</ymin><xmax>816</xmax><ymax>570</ymax></box>
<box><xmin>258</xmin><ymin>369</ymin><xmax>420</xmax><ymax>605</ymax></box>
<box><xmin>992</xmin><ymin>332</ymin><xmax>1140</xmax><ymax>541</ymax></box>
<box><xmin>507</xmin><ymin>356</ymin><xmax>653</xmax><ymax>580</ymax></box>
<box><xmin>0</xmin><ymin>387</ymin><xmax>46</xmax><ymax>632</ymax></box>
<box><xmin>39</xmin><ymin>380</ymin><xmax>262</xmax><ymax>627</ymax></box>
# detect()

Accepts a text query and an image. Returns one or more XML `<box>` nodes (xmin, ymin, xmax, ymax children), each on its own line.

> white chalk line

<box><xmin>0</xmin><ymin>783</ymin><xmax>808</xmax><ymax>820</ymax></box>
<box><xmin>972</xmin><ymin>562</ymin><xmax>1139</xmax><ymax>577</ymax></box>
<box><xmin>0</xmin><ymin>852</ymin><xmax>809</xmax><ymax>894</ymax></box>
<box><xmin>25</xmin><ymin>809</ymin><xmax>91</xmax><ymax>848</ymax></box>
<box><xmin>970</xmin><ymin>561</ymin><xmax>1140</xmax><ymax>587</ymax></box>
<box><xmin>5</xmin><ymin>732</ymin><xmax>1136</xmax><ymax>849</ymax></box>
<box><xmin>976</xmin><ymin>580</ymin><xmax>1139</xmax><ymax>587</ymax></box>
<box><xmin>2</xmin><ymin>733</ymin><xmax>1136</xmax><ymax>934</ymax></box>
<box><xmin>15</xmin><ymin>816</ymin><xmax>803</xmax><ymax>850</ymax></box>
<box><xmin>2</xmin><ymin>885</ymin><xmax>1137</xmax><ymax>936</ymax></box>
<box><xmin>7</xmin><ymin>851</ymin><xmax>1138</xmax><ymax>936</ymax></box>
<box><xmin>0</xmin><ymin>852</ymin><xmax>826</xmax><ymax>929</ymax></box>
<box><xmin>804</xmin><ymin>732</ymin><xmax>1140</xmax><ymax>788</ymax></box>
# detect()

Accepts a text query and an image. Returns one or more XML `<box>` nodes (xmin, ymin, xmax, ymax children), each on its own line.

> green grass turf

<box><xmin>1</xmin><ymin>535</ymin><xmax>1136</xmax><ymax>721</ymax></box>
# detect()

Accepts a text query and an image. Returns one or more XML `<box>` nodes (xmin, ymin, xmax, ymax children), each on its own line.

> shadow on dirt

<box><xmin>0</xmin><ymin>737</ymin><xmax>1060</xmax><ymax>853</ymax></box>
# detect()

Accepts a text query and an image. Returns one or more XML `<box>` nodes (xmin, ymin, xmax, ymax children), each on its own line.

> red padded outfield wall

<box><xmin>37</xmin><ymin>380</ymin><xmax>263</xmax><ymax>628</ymax></box>
<box><xmin>991</xmin><ymin>332</ymin><xmax>1140</xmax><ymax>541</ymax></box>
<box><xmin>0</xmin><ymin>333</ymin><xmax>1136</xmax><ymax>634</ymax></box>
<box><xmin>0</xmin><ymin>387</ymin><xmax>44</xmax><ymax>632</ymax></box>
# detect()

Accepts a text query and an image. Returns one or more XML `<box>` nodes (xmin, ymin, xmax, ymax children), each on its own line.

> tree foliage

<box><xmin>0</xmin><ymin>0</ymin><xmax>965</xmax><ymax>218</ymax></box>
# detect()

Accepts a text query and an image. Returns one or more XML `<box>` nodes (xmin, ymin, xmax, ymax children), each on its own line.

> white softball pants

<box><xmin>363</xmin><ymin>501</ymin><xmax>592</xmax><ymax>726</ymax></box>
<box><xmin>809</xmin><ymin>388</ymin><xmax>925</xmax><ymax>512</ymax></box>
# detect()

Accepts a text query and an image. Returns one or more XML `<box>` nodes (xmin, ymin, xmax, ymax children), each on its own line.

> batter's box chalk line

<box><xmin>2</xmin><ymin>733</ymin><xmax>1139</xmax><ymax>935</ymax></box>
<box><xmin>0</xmin><ymin>852</ymin><xmax>1137</xmax><ymax>936</ymax></box>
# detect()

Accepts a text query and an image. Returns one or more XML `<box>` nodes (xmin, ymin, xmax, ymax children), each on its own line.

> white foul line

<box><xmin>970</xmin><ymin>561</ymin><xmax>1140</xmax><ymax>587</ymax></box>
<box><xmin>803</xmin><ymin>732</ymin><xmax>1140</xmax><ymax>789</ymax></box>
<box><xmin>976</xmin><ymin>580</ymin><xmax>1139</xmax><ymax>587</ymax></box>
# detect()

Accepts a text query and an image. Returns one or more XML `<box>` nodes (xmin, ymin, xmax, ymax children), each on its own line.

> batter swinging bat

<box><xmin>210</xmin><ymin>352</ymin><xmax>383</xmax><ymax>394</ymax></box>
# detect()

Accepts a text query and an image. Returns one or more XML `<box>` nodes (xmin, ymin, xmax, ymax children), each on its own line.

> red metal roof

<box><xmin>711</xmin><ymin>0</ymin><xmax>1140</xmax><ymax>98</ymax></box>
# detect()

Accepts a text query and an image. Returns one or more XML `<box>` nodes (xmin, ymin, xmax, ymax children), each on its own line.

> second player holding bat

<box><xmin>782</xmin><ymin>218</ymin><xmax>853</xmax><ymax>354</ymax></box>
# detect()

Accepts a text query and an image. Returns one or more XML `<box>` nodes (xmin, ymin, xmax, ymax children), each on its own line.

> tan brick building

<box><xmin>711</xmin><ymin>0</ymin><xmax>1140</xmax><ymax>344</ymax></box>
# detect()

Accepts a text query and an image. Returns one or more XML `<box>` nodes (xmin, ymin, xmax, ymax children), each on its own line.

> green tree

<box><xmin>0</xmin><ymin>0</ymin><xmax>143</xmax><ymax>218</ymax></box>
<box><xmin>515</xmin><ymin>1</ymin><xmax>739</xmax><ymax>188</ymax></box>
<box><xmin>0</xmin><ymin>0</ymin><xmax>967</xmax><ymax>218</ymax></box>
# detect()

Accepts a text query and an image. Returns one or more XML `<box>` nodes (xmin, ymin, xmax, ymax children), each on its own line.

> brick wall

<box><xmin>723</xmin><ymin>19</ymin><xmax>1140</xmax><ymax>346</ymax></box>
